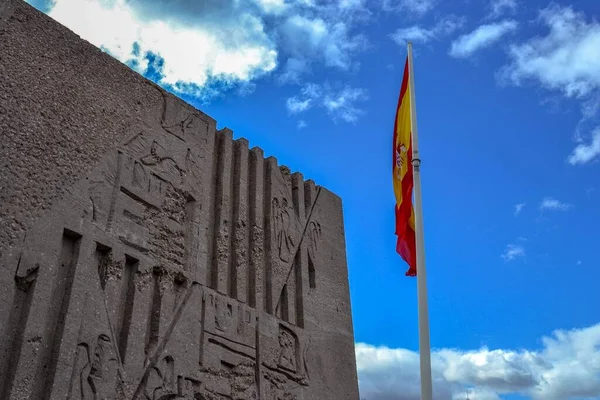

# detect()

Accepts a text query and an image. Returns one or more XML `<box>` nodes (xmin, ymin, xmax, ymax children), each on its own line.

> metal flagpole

<box><xmin>407</xmin><ymin>41</ymin><xmax>433</xmax><ymax>400</ymax></box>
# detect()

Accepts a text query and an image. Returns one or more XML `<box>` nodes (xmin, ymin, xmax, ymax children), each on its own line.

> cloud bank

<box><xmin>500</xmin><ymin>5</ymin><xmax>600</xmax><ymax>99</ymax></box>
<box><xmin>36</xmin><ymin>0</ymin><xmax>370</xmax><ymax>104</ymax></box>
<box><xmin>356</xmin><ymin>322</ymin><xmax>600</xmax><ymax>400</ymax></box>
<box><xmin>45</xmin><ymin>0</ymin><xmax>278</xmax><ymax>97</ymax></box>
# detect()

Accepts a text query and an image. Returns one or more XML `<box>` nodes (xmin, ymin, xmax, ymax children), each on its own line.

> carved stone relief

<box><xmin>272</xmin><ymin>197</ymin><xmax>295</xmax><ymax>263</ymax></box>
<box><xmin>85</xmin><ymin>165</ymin><xmax>118</xmax><ymax>228</ymax></box>
<box><xmin>139</xmin><ymin>140</ymin><xmax>184</xmax><ymax>186</ymax></box>
<box><xmin>161</xmin><ymin>94</ymin><xmax>207</xmax><ymax>143</ymax></box>
<box><xmin>262</xmin><ymin>369</ymin><xmax>302</xmax><ymax>400</ymax></box>
<box><xmin>278</xmin><ymin>326</ymin><xmax>297</xmax><ymax>373</ymax></box>
<box><xmin>184</xmin><ymin>146</ymin><xmax>205</xmax><ymax>191</ymax></box>
<box><xmin>214</xmin><ymin>295</ymin><xmax>234</xmax><ymax>334</ymax></box>
<box><xmin>144</xmin><ymin>355</ymin><xmax>202</xmax><ymax>400</ymax></box>
<box><xmin>199</xmin><ymin>361</ymin><xmax>258</xmax><ymax>399</ymax></box>
<box><xmin>88</xmin><ymin>132</ymin><xmax>198</xmax><ymax>272</ymax></box>
<box><xmin>306</xmin><ymin>221</ymin><xmax>321</xmax><ymax>261</ymax></box>
<box><xmin>70</xmin><ymin>334</ymin><xmax>120</xmax><ymax>399</ymax></box>
<box><xmin>0</xmin><ymin>7</ymin><xmax>360</xmax><ymax>397</ymax></box>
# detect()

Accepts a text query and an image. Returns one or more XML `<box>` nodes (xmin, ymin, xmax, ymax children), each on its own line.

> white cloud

<box><xmin>254</xmin><ymin>0</ymin><xmax>288</xmax><ymax>15</ymax></box>
<box><xmin>454</xmin><ymin>388</ymin><xmax>501</xmax><ymax>400</ymax></box>
<box><xmin>277</xmin><ymin>58</ymin><xmax>309</xmax><ymax>84</ymax></box>
<box><xmin>286</xmin><ymin>97</ymin><xmax>313</xmax><ymax>114</ymax></box>
<box><xmin>391</xmin><ymin>26</ymin><xmax>435</xmax><ymax>44</ymax></box>
<box><xmin>514</xmin><ymin>202</ymin><xmax>526</xmax><ymax>215</ymax></box>
<box><xmin>45</xmin><ymin>0</ymin><xmax>277</xmax><ymax>97</ymax></box>
<box><xmin>382</xmin><ymin>0</ymin><xmax>436</xmax><ymax>17</ymax></box>
<box><xmin>36</xmin><ymin>0</ymin><xmax>369</xmax><ymax>98</ymax></box>
<box><xmin>273</xmin><ymin>0</ymin><xmax>371</xmax><ymax>83</ymax></box>
<box><xmin>581</xmin><ymin>96</ymin><xmax>600</xmax><ymax>123</ymax></box>
<box><xmin>436</xmin><ymin>16</ymin><xmax>468</xmax><ymax>37</ymax></box>
<box><xmin>285</xmin><ymin>83</ymin><xmax>321</xmax><ymax>114</ymax></box>
<box><xmin>449</xmin><ymin>20</ymin><xmax>518</xmax><ymax>58</ymax></box>
<box><xmin>323</xmin><ymin>87</ymin><xmax>368</xmax><ymax>123</ymax></box>
<box><xmin>539</xmin><ymin>197</ymin><xmax>572</xmax><ymax>211</ymax></box>
<box><xmin>278</xmin><ymin>15</ymin><xmax>368</xmax><ymax>78</ymax></box>
<box><xmin>488</xmin><ymin>0</ymin><xmax>518</xmax><ymax>18</ymax></box>
<box><xmin>497</xmin><ymin>5</ymin><xmax>600</xmax><ymax>168</ymax></box>
<box><xmin>500</xmin><ymin>5</ymin><xmax>600</xmax><ymax>98</ymax></box>
<box><xmin>297</xmin><ymin>120</ymin><xmax>308</xmax><ymax>129</ymax></box>
<box><xmin>339</xmin><ymin>0</ymin><xmax>369</xmax><ymax>12</ymax></box>
<box><xmin>356</xmin><ymin>322</ymin><xmax>600</xmax><ymax>400</ymax></box>
<box><xmin>285</xmin><ymin>83</ymin><xmax>367</xmax><ymax>123</ymax></box>
<box><xmin>391</xmin><ymin>15</ymin><xmax>465</xmax><ymax>44</ymax></box>
<box><xmin>501</xmin><ymin>243</ymin><xmax>525</xmax><ymax>262</ymax></box>
<box><xmin>568</xmin><ymin>127</ymin><xmax>600</xmax><ymax>165</ymax></box>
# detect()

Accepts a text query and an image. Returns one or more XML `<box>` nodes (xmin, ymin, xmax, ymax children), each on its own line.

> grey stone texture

<box><xmin>0</xmin><ymin>1</ymin><xmax>359</xmax><ymax>399</ymax></box>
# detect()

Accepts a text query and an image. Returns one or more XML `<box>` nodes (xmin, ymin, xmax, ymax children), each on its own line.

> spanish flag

<box><xmin>393</xmin><ymin>57</ymin><xmax>417</xmax><ymax>277</ymax></box>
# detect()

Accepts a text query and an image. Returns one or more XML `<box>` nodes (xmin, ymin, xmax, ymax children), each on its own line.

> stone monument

<box><xmin>0</xmin><ymin>1</ymin><xmax>359</xmax><ymax>399</ymax></box>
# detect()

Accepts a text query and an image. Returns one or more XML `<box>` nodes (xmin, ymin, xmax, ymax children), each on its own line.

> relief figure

<box><xmin>139</xmin><ymin>140</ymin><xmax>183</xmax><ymax>186</ymax></box>
<box><xmin>86</xmin><ymin>164</ymin><xmax>118</xmax><ymax>226</ymax></box>
<box><xmin>277</xmin><ymin>327</ymin><xmax>297</xmax><ymax>372</ymax></box>
<box><xmin>306</xmin><ymin>221</ymin><xmax>321</xmax><ymax>260</ymax></box>
<box><xmin>161</xmin><ymin>94</ymin><xmax>206</xmax><ymax>142</ymax></box>
<box><xmin>273</xmin><ymin>198</ymin><xmax>295</xmax><ymax>263</ymax></box>
<box><xmin>144</xmin><ymin>356</ymin><xmax>202</xmax><ymax>400</ymax></box>
<box><xmin>73</xmin><ymin>334</ymin><xmax>119</xmax><ymax>399</ymax></box>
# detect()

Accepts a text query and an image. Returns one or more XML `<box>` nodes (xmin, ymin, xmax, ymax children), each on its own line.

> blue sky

<box><xmin>27</xmin><ymin>0</ymin><xmax>600</xmax><ymax>398</ymax></box>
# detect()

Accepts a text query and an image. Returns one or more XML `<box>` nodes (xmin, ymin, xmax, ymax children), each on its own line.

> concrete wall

<box><xmin>0</xmin><ymin>1</ymin><xmax>359</xmax><ymax>399</ymax></box>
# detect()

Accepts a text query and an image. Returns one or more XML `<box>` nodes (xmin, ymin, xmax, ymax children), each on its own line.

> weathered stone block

<box><xmin>0</xmin><ymin>1</ymin><xmax>359</xmax><ymax>398</ymax></box>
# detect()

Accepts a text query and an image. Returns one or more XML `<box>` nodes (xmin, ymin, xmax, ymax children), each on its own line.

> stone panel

<box><xmin>0</xmin><ymin>1</ymin><xmax>359</xmax><ymax>399</ymax></box>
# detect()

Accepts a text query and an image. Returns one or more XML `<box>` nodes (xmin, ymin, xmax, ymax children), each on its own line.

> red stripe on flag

<box><xmin>395</xmin><ymin>145</ymin><xmax>416</xmax><ymax>275</ymax></box>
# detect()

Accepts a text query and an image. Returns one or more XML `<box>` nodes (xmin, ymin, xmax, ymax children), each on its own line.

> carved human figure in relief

<box><xmin>277</xmin><ymin>328</ymin><xmax>297</xmax><ymax>372</ymax></box>
<box><xmin>139</xmin><ymin>140</ymin><xmax>183</xmax><ymax>185</ymax></box>
<box><xmin>86</xmin><ymin>166</ymin><xmax>117</xmax><ymax>226</ymax></box>
<box><xmin>161</xmin><ymin>93</ymin><xmax>205</xmax><ymax>141</ymax></box>
<box><xmin>163</xmin><ymin>114</ymin><xmax>204</xmax><ymax>141</ymax></box>
<box><xmin>145</xmin><ymin>356</ymin><xmax>175</xmax><ymax>400</ymax></box>
<box><xmin>145</xmin><ymin>356</ymin><xmax>202</xmax><ymax>400</ymax></box>
<box><xmin>124</xmin><ymin>133</ymin><xmax>184</xmax><ymax>194</ymax></box>
<box><xmin>215</xmin><ymin>298</ymin><xmax>233</xmax><ymax>333</ymax></box>
<box><xmin>184</xmin><ymin>146</ymin><xmax>203</xmax><ymax>188</ymax></box>
<box><xmin>178</xmin><ymin>378</ymin><xmax>203</xmax><ymax>399</ymax></box>
<box><xmin>74</xmin><ymin>334</ymin><xmax>119</xmax><ymax>399</ymax></box>
<box><xmin>273</xmin><ymin>198</ymin><xmax>295</xmax><ymax>262</ymax></box>
<box><xmin>307</xmin><ymin>221</ymin><xmax>321</xmax><ymax>260</ymax></box>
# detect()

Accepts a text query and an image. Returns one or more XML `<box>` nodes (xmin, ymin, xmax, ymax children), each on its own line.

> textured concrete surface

<box><xmin>0</xmin><ymin>0</ymin><xmax>359</xmax><ymax>399</ymax></box>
